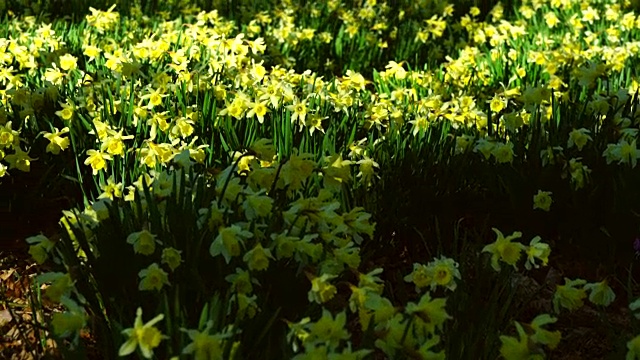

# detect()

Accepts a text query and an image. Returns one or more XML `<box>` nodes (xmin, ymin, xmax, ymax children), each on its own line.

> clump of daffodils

<box><xmin>499</xmin><ymin>314</ymin><xmax>561</xmax><ymax>359</ymax></box>
<box><xmin>553</xmin><ymin>278</ymin><xmax>616</xmax><ymax>313</ymax></box>
<box><xmin>603</xmin><ymin>138</ymin><xmax>640</xmax><ymax>168</ymax></box>
<box><xmin>375</xmin><ymin>292</ymin><xmax>450</xmax><ymax>358</ymax></box>
<box><xmin>482</xmin><ymin>228</ymin><xmax>550</xmax><ymax>272</ymax></box>
<box><xmin>404</xmin><ymin>256</ymin><xmax>462</xmax><ymax>292</ymax></box>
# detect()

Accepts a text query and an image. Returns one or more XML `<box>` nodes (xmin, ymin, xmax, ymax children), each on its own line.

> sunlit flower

<box><xmin>286</xmin><ymin>97</ymin><xmax>308</xmax><ymax>127</ymax></box>
<box><xmin>4</xmin><ymin>147</ymin><xmax>35</xmax><ymax>172</ymax></box>
<box><xmin>58</xmin><ymin>53</ymin><xmax>78</xmax><ymax>71</ymax></box>
<box><xmin>119</xmin><ymin>307</ymin><xmax>167</xmax><ymax>359</ymax></box>
<box><xmin>43</xmin><ymin>127</ymin><xmax>70</xmax><ymax>155</ymax></box>
<box><xmin>84</xmin><ymin>149</ymin><xmax>111</xmax><ymax>175</ymax></box>
<box><xmin>307</xmin><ymin>273</ymin><xmax>337</xmax><ymax>304</ymax></box>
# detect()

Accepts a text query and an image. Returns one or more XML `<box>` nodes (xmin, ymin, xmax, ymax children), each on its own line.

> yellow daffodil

<box><xmin>55</xmin><ymin>100</ymin><xmax>75</xmax><ymax>121</ymax></box>
<box><xmin>474</xmin><ymin>138</ymin><xmax>495</xmax><ymax>160</ymax></box>
<box><xmin>279</xmin><ymin>151</ymin><xmax>316</xmax><ymax>190</ymax></box>
<box><xmin>138</xmin><ymin>263</ymin><xmax>170</xmax><ymax>292</ymax></box>
<box><xmin>98</xmin><ymin>176</ymin><xmax>123</xmax><ymax>200</ymax></box>
<box><xmin>533</xmin><ymin>190</ymin><xmax>553</xmax><ymax>212</ymax></box>
<box><xmin>628</xmin><ymin>334</ymin><xmax>640</xmax><ymax>360</ymax></box>
<box><xmin>225</xmin><ymin>267</ymin><xmax>256</xmax><ymax>294</ymax></box>
<box><xmin>482</xmin><ymin>228</ymin><xmax>526</xmax><ymax>271</ymax></box>
<box><xmin>83</xmin><ymin>44</ymin><xmax>102</xmax><ymax>61</ymax></box>
<box><xmin>286</xmin><ymin>97</ymin><xmax>308</xmax><ymax>126</ymax></box>
<box><xmin>525</xmin><ymin>236</ymin><xmax>551</xmax><ymax>270</ymax></box>
<box><xmin>492</xmin><ymin>141</ymin><xmax>515</xmax><ymax>164</ymax></box>
<box><xmin>118</xmin><ymin>307</ymin><xmax>167</xmax><ymax>359</ymax></box>
<box><xmin>161</xmin><ymin>247</ymin><xmax>183</xmax><ymax>272</ymax></box>
<box><xmin>308</xmin><ymin>310</ymin><xmax>349</xmax><ymax>350</ymax></box>
<box><xmin>322</xmin><ymin>153</ymin><xmax>353</xmax><ymax>190</ymax></box>
<box><xmin>43</xmin><ymin>127</ymin><xmax>70</xmax><ymax>155</ymax></box>
<box><xmin>553</xmin><ymin>278</ymin><xmax>587</xmax><ymax>313</ymax></box>
<box><xmin>58</xmin><ymin>53</ymin><xmax>77</xmax><ymax>71</ymax></box>
<box><xmin>489</xmin><ymin>95</ymin><xmax>506</xmax><ymax>113</ymax></box>
<box><xmin>428</xmin><ymin>256</ymin><xmax>462</xmax><ymax>291</ymax></box>
<box><xmin>568</xmin><ymin>158</ymin><xmax>590</xmax><ymax>189</ymax></box>
<box><xmin>529</xmin><ymin>314</ymin><xmax>561</xmax><ymax>349</ymax></box>
<box><xmin>567</xmin><ymin>128</ymin><xmax>592</xmax><ymax>151</ymax></box>
<box><xmin>127</xmin><ymin>230</ymin><xmax>160</xmax><ymax>256</ymax></box>
<box><xmin>4</xmin><ymin>146</ymin><xmax>35</xmax><ymax>172</ymax></box>
<box><xmin>242</xmin><ymin>243</ymin><xmax>273</xmax><ymax>271</ymax></box>
<box><xmin>180</xmin><ymin>321</ymin><xmax>232</xmax><ymax>360</ymax></box>
<box><xmin>210</xmin><ymin>225</ymin><xmax>253</xmax><ymax>263</ymax></box>
<box><xmin>405</xmin><ymin>292</ymin><xmax>451</xmax><ymax>334</ymax></box>
<box><xmin>232</xmin><ymin>292</ymin><xmax>259</xmax><ymax>320</ymax></box>
<box><xmin>499</xmin><ymin>322</ymin><xmax>532</xmax><ymax>359</ymax></box>
<box><xmin>584</xmin><ymin>279</ymin><xmax>616</xmax><ymax>307</ymax></box>
<box><xmin>307</xmin><ymin>273</ymin><xmax>337</xmax><ymax>304</ymax></box>
<box><xmin>84</xmin><ymin>149</ymin><xmax>111</xmax><ymax>175</ymax></box>
<box><xmin>242</xmin><ymin>193</ymin><xmax>274</xmax><ymax>220</ymax></box>
<box><xmin>404</xmin><ymin>263</ymin><xmax>433</xmax><ymax>292</ymax></box>
<box><xmin>247</xmin><ymin>100</ymin><xmax>269</xmax><ymax>123</ymax></box>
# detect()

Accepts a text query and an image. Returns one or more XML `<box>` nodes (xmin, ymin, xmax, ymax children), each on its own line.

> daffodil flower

<box><xmin>533</xmin><ymin>190</ymin><xmax>553</xmax><ymax>212</ymax></box>
<box><xmin>405</xmin><ymin>292</ymin><xmax>451</xmax><ymax>334</ymax></box>
<box><xmin>180</xmin><ymin>321</ymin><xmax>232</xmax><ymax>359</ymax></box>
<box><xmin>210</xmin><ymin>225</ymin><xmax>253</xmax><ymax>263</ymax></box>
<box><xmin>499</xmin><ymin>322</ymin><xmax>531</xmax><ymax>359</ymax></box>
<box><xmin>525</xmin><ymin>236</ymin><xmax>551</xmax><ymax>270</ymax></box>
<box><xmin>628</xmin><ymin>334</ymin><xmax>640</xmax><ymax>360</ymax></box>
<box><xmin>118</xmin><ymin>307</ymin><xmax>167</xmax><ymax>359</ymax></box>
<box><xmin>127</xmin><ymin>230</ymin><xmax>160</xmax><ymax>256</ymax></box>
<box><xmin>584</xmin><ymin>279</ymin><xmax>616</xmax><ymax>307</ymax></box>
<box><xmin>553</xmin><ymin>278</ymin><xmax>587</xmax><ymax>313</ymax></box>
<box><xmin>308</xmin><ymin>310</ymin><xmax>349</xmax><ymax>350</ymax></box>
<box><xmin>307</xmin><ymin>273</ymin><xmax>337</xmax><ymax>304</ymax></box>
<box><xmin>482</xmin><ymin>228</ymin><xmax>526</xmax><ymax>271</ymax></box>
<box><xmin>404</xmin><ymin>263</ymin><xmax>433</xmax><ymax>292</ymax></box>
<box><xmin>567</xmin><ymin>128</ymin><xmax>592</xmax><ymax>151</ymax></box>
<box><xmin>529</xmin><ymin>314</ymin><xmax>561</xmax><ymax>349</ymax></box>
<box><xmin>161</xmin><ymin>247</ymin><xmax>183</xmax><ymax>272</ymax></box>
<box><xmin>138</xmin><ymin>263</ymin><xmax>170</xmax><ymax>292</ymax></box>
<box><xmin>4</xmin><ymin>146</ymin><xmax>36</xmax><ymax>172</ymax></box>
<box><xmin>427</xmin><ymin>256</ymin><xmax>462</xmax><ymax>291</ymax></box>
<box><xmin>242</xmin><ymin>243</ymin><xmax>273</xmax><ymax>271</ymax></box>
